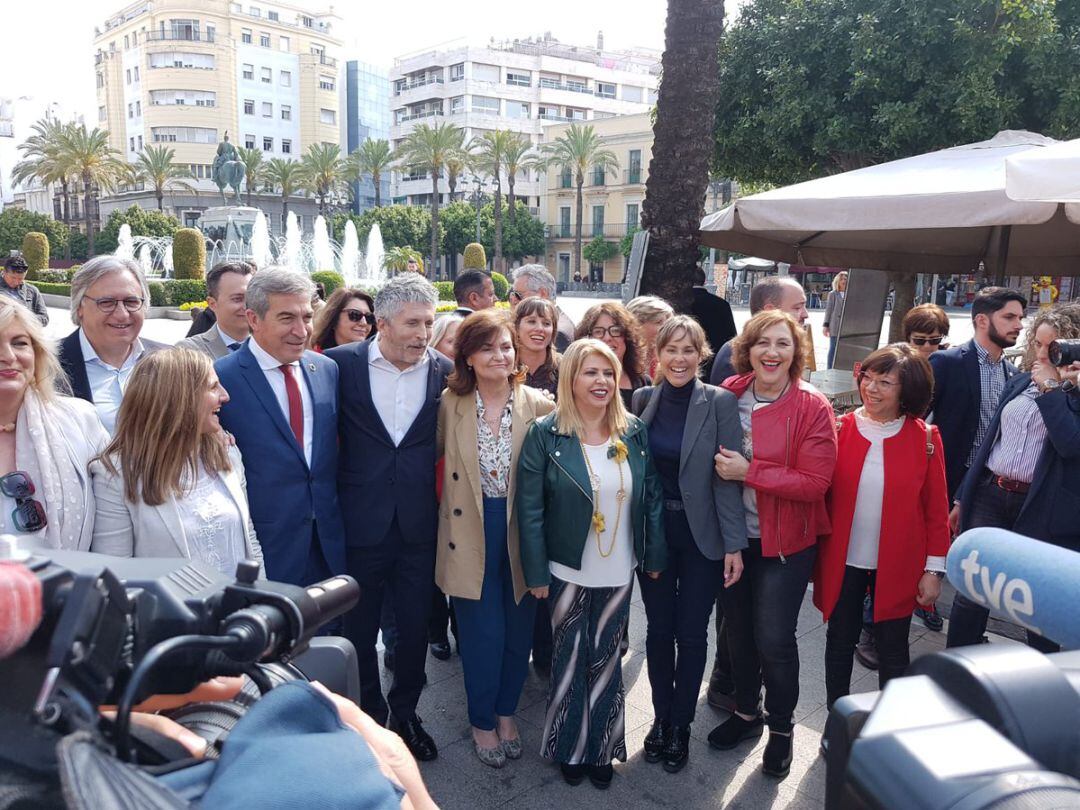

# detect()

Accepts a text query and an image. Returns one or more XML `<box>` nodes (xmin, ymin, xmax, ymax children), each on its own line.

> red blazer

<box><xmin>723</xmin><ymin>373</ymin><xmax>837</xmax><ymax>559</ymax></box>
<box><xmin>814</xmin><ymin>413</ymin><xmax>950</xmax><ymax>623</ymax></box>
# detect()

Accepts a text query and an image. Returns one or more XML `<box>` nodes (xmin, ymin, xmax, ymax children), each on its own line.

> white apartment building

<box><xmin>389</xmin><ymin>33</ymin><xmax>659</xmax><ymax>209</ymax></box>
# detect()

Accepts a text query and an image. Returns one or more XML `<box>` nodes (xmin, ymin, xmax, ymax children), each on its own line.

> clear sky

<box><xmin>0</xmin><ymin>0</ymin><xmax>710</xmax><ymax>124</ymax></box>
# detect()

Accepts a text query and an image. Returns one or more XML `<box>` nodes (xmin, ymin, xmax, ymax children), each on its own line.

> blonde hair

<box><xmin>626</xmin><ymin>295</ymin><xmax>675</xmax><ymax>326</ymax></box>
<box><xmin>0</xmin><ymin>298</ymin><xmax>63</xmax><ymax>402</ymax></box>
<box><xmin>554</xmin><ymin>339</ymin><xmax>629</xmax><ymax>438</ymax></box>
<box><xmin>99</xmin><ymin>349</ymin><xmax>231</xmax><ymax>505</ymax></box>
<box><xmin>655</xmin><ymin>315</ymin><xmax>713</xmax><ymax>382</ymax></box>
<box><xmin>831</xmin><ymin>271</ymin><xmax>848</xmax><ymax>292</ymax></box>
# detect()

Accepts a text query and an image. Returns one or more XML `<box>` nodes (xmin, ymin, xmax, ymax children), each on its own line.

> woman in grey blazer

<box><xmin>90</xmin><ymin>349</ymin><xmax>263</xmax><ymax>575</ymax></box>
<box><xmin>631</xmin><ymin>315</ymin><xmax>747</xmax><ymax>773</ymax></box>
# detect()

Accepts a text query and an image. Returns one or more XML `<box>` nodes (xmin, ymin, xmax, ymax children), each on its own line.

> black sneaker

<box><xmin>643</xmin><ymin>718</ymin><xmax>670</xmax><ymax>763</ymax></box>
<box><xmin>762</xmin><ymin>730</ymin><xmax>793</xmax><ymax>778</ymax></box>
<box><xmin>707</xmin><ymin>713</ymin><xmax>764</xmax><ymax>750</ymax></box>
<box><xmin>588</xmin><ymin>763</ymin><xmax>614</xmax><ymax>789</ymax></box>
<box><xmin>661</xmin><ymin>725</ymin><xmax>691</xmax><ymax>773</ymax></box>
<box><xmin>914</xmin><ymin>604</ymin><xmax>944</xmax><ymax>632</ymax></box>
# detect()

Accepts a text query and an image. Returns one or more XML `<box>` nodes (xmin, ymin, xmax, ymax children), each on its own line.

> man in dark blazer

<box><xmin>57</xmin><ymin>256</ymin><xmax>167</xmax><ymax>433</ymax></box>
<box><xmin>327</xmin><ymin>273</ymin><xmax>451</xmax><ymax>761</ymax></box>
<box><xmin>451</xmin><ymin>268</ymin><xmax>496</xmax><ymax>317</ymax></box>
<box><xmin>214</xmin><ymin>267</ymin><xmax>346</xmax><ymax>588</ymax></box>
<box><xmin>689</xmin><ymin>266</ymin><xmax>737</xmax><ymax>380</ymax></box>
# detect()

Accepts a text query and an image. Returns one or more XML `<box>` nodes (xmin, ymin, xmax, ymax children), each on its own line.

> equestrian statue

<box><xmin>212</xmin><ymin>132</ymin><xmax>246</xmax><ymax>204</ymax></box>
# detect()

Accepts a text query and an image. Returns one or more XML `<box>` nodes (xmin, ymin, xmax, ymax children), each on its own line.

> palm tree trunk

<box><xmin>493</xmin><ymin>174</ymin><xmax>503</xmax><ymax>274</ymax></box>
<box><xmin>282</xmin><ymin>196</ymin><xmax>289</xmax><ymax>233</ymax></box>
<box><xmin>157</xmin><ymin>189</ymin><xmax>164</xmax><ymax>211</ymax></box>
<box><xmin>507</xmin><ymin>175</ymin><xmax>517</xmax><ymax>226</ymax></box>
<box><xmin>83</xmin><ymin>174</ymin><xmax>96</xmax><ymax>258</ymax></box>
<box><xmin>60</xmin><ymin>180</ymin><xmax>72</xmax><ymax>261</ymax></box>
<box><xmin>429</xmin><ymin>172</ymin><xmax>440</xmax><ymax>279</ymax></box>
<box><xmin>246</xmin><ymin>181</ymin><xmax>253</xmax><ymax>207</ymax></box>
<box><xmin>373</xmin><ymin>171</ymin><xmax>381</xmax><ymax>207</ymax></box>
<box><xmin>574</xmin><ymin>173</ymin><xmax>585</xmax><ymax>282</ymax></box>
<box><xmin>638</xmin><ymin>0</ymin><xmax>725</xmax><ymax>312</ymax></box>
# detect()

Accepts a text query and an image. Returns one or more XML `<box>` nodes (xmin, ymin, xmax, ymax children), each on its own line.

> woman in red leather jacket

<box><xmin>707</xmin><ymin>310</ymin><xmax>837</xmax><ymax>779</ymax></box>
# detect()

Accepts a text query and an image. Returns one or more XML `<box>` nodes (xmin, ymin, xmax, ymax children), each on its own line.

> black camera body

<box><xmin>1048</xmin><ymin>338</ymin><xmax>1080</xmax><ymax>367</ymax></box>
<box><xmin>823</xmin><ymin>644</ymin><xmax>1080</xmax><ymax>809</ymax></box>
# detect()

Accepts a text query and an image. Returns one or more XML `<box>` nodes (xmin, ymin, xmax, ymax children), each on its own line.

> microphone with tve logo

<box><xmin>946</xmin><ymin>528</ymin><xmax>1080</xmax><ymax>649</ymax></box>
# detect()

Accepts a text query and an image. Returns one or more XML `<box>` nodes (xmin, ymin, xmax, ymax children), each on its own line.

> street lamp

<box><xmin>467</xmin><ymin>175</ymin><xmax>488</xmax><ymax>243</ymax></box>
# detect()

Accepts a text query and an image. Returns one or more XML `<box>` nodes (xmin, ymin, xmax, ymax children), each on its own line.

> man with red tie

<box><xmin>214</xmin><ymin>267</ymin><xmax>347</xmax><ymax>587</ymax></box>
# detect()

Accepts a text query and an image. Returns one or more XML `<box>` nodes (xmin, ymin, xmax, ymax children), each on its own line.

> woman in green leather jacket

<box><xmin>516</xmin><ymin>339</ymin><xmax>666</xmax><ymax>790</ymax></box>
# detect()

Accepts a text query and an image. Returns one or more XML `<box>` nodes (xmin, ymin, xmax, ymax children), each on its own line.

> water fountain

<box><xmin>341</xmin><ymin>220</ymin><xmax>360</xmax><ymax>285</ymax></box>
<box><xmin>137</xmin><ymin>243</ymin><xmax>152</xmax><ymax>277</ymax></box>
<box><xmin>363</xmin><ymin>223</ymin><xmax>387</xmax><ymax>286</ymax></box>
<box><xmin>284</xmin><ymin>211</ymin><xmax>302</xmax><ymax>274</ymax></box>
<box><xmin>250</xmin><ymin>211</ymin><xmax>272</xmax><ymax>270</ymax></box>
<box><xmin>312</xmin><ymin>215</ymin><xmax>334</xmax><ymax>273</ymax></box>
<box><xmin>115</xmin><ymin>224</ymin><xmax>134</xmax><ymax>261</ymax></box>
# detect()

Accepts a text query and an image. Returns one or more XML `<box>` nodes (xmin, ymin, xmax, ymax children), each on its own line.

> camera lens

<box><xmin>1049</xmin><ymin>339</ymin><xmax>1080</xmax><ymax>367</ymax></box>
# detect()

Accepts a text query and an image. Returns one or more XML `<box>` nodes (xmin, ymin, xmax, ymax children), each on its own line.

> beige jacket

<box><xmin>436</xmin><ymin>385</ymin><xmax>554</xmax><ymax>603</ymax></box>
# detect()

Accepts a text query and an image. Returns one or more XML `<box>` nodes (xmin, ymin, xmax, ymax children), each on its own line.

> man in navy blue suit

<box><xmin>327</xmin><ymin>273</ymin><xmax>451</xmax><ymax>762</ymax></box>
<box><xmin>927</xmin><ymin>286</ymin><xmax>1025</xmax><ymax>645</ymax></box>
<box><xmin>215</xmin><ymin>267</ymin><xmax>346</xmax><ymax>588</ymax></box>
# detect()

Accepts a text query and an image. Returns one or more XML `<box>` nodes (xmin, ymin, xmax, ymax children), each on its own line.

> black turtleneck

<box><xmin>649</xmin><ymin>379</ymin><xmax>693</xmax><ymax>500</ymax></box>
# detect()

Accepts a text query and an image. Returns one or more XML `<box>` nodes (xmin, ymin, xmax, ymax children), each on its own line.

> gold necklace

<box><xmin>579</xmin><ymin>440</ymin><xmax>626</xmax><ymax>558</ymax></box>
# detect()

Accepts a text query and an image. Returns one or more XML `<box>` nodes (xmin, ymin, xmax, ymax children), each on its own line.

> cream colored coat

<box><xmin>436</xmin><ymin>385</ymin><xmax>554</xmax><ymax>603</ymax></box>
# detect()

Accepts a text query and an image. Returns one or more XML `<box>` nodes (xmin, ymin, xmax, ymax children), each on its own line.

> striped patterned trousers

<box><xmin>541</xmin><ymin>576</ymin><xmax>632</xmax><ymax>766</ymax></box>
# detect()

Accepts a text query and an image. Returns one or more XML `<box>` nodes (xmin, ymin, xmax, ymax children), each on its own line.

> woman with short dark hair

<box><xmin>902</xmin><ymin>304</ymin><xmax>950</xmax><ymax>359</ymax></box>
<box><xmin>814</xmin><ymin>344</ymin><xmax>949</xmax><ymax>708</ymax></box>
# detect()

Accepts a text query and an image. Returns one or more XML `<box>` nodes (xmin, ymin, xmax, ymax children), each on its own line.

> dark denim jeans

<box><xmin>638</xmin><ymin>509</ymin><xmax>723</xmax><ymax>727</ymax></box>
<box><xmin>721</xmin><ymin>539</ymin><xmax>815</xmax><ymax>733</ymax></box>
<box><xmin>825</xmin><ymin>566</ymin><xmax>912</xmax><ymax>708</ymax></box>
<box><xmin>947</xmin><ymin>475</ymin><xmax>1060</xmax><ymax>652</ymax></box>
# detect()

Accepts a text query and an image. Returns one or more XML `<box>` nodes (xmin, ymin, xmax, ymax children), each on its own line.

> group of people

<box><xmin>5</xmin><ymin>251</ymin><xmax>1077</xmax><ymax>794</ymax></box>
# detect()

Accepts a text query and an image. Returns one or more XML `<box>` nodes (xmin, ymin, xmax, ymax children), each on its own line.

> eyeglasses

<box><xmin>344</xmin><ymin>310</ymin><xmax>375</xmax><ymax>325</ymax></box>
<box><xmin>0</xmin><ymin>471</ymin><xmax>47</xmax><ymax>533</ymax></box>
<box><xmin>589</xmin><ymin>326</ymin><xmax>625</xmax><ymax>339</ymax></box>
<box><xmin>909</xmin><ymin>336</ymin><xmax>944</xmax><ymax>347</ymax></box>
<box><xmin>85</xmin><ymin>295</ymin><xmax>145</xmax><ymax>314</ymax></box>
<box><xmin>857</xmin><ymin>372</ymin><xmax>898</xmax><ymax>391</ymax></box>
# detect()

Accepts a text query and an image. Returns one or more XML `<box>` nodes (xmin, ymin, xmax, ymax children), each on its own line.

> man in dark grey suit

<box><xmin>177</xmin><ymin>262</ymin><xmax>254</xmax><ymax>360</ymax></box>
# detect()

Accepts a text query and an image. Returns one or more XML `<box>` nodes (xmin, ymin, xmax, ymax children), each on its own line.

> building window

<box><xmin>124</xmin><ymin>34</ymin><xmax>129</xmax><ymax>49</ymax></box>
<box><xmin>449</xmin><ymin>96</ymin><xmax>464</xmax><ymax>115</ymax></box>
<box><xmin>449</xmin><ymin>62</ymin><xmax>464</xmax><ymax>81</ymax></box>
<box><xmin>301</xmin><ymin>15</ymin><xmax>313</xmax><ymax>27</ymax></box>
<box><xmin>125</xmin><ymin>68</ymin><xmax>131</xmax><ymax>84</ymax></box>
<box><xmin>96</xmin><ymin>72</ymin><xmax>104</xmax><ymax>88</ymax></box>
<box><xmin>137</xmin><ymin>135</ymin><xmax>143</xmax><ymax>150</ymax></box>
<box><xmin>127</xmin><ymin>102</ymin><xmax>133</xmax><ymax>119</ymax></box>
<box><xmin>133</xmin><ymin>66</ymin><xmax>139</xmax><ymax>82</ymax></box>
<box><xmin>472</xmin><ymin>63</ymin><xmax>500</xmax><ymax>83</ymax></box>
<box><xmin>98</xmin><ymin>106</ymin><xmax>107</xmax><ymax>121</ymax></box>
<box><xmin>279</xmin><ymin>35</ymin><xmax>290</xmax><ymax>51</ymax></box>
<box><xmin>243</xmin><ymin>99</ymin><xmax>255</xmax><ymax>115</ymax></box>
<box><xmin>129</xmin><ymin>136</ymin><xmax>135</xmax><ymax>151</ymax></box>
<box><xmin>625</xmin><ymin>203</ymin><xmax>639</xmax><ymax>228</ymax></box>
<box><xmin>244</xmin><ymin>133</ymin><xmax>256</xmax><ymax>149</ymax></box>
<box><xmin>538</xmin><ymin>104</ymin><xmax>560</xmax><ymax>121</ymax></box>
<box><xmin>262</xmin><ymin>101</ymin><xmax>272</xmax><ymax>117</ymax></box>
<box><xmin>472</xmin><ymin>95</ymin><xmax>500</xmax><ymax>115</ymax></box>
<box><xmin>268</xmin><ymin>10</ymin><xmax>279</xmax><ymax>21</ymax></box>
<box><xmin>280</xmin><ymin>70</ymin><xmax>291</xmax><ymax>86</ymax></box>
<box><xmin>135</xmin><ymin>101</ymin><xmax>141</xmax><ymax>116</ymax></box>
<box><xmin>151</xmin><ymin>126</ymin><xmax>218</xmax><ymax>144</ymax></box>
<box><xmin>260</xmin><ymin>67</ymin><xmax>272</xmax><ymax>83</ymax></box>
<box><xmin>260</xmin><ymin>32</ymin><xmax>271</xmax><ymax>47</ymax></box>
<box><xmin>150</xmin><ymin>52</ymin><xmax>215</xmax><ymax>69</ymax></box>
<box><xmin>622</xmin><ymin>85</ymin><xmax>643</xmax><ymax>103</ymax></box>
<box><xmin>281</xmin><ymin>104</ymin><xmax>291</xmax><ymax>120</ymax></box>
<box><xmin>567</xmin><ymin>108</ymin><xmax>587</xmax><ymax>121</ymax></box>
<box><xmin>566</xmin><ymin>78</ymin><xmax>588</xmax><ymax>93</ymax></box>
<box><xmin>506</xmin><ymin>70</ymin><xmax>531</xmax><ymax>87</ymax></box>
<box><xmin>539</xmin><ymin>75</ymin><xmax>560</xmax><ymax>89</ymax></box>
<box><xmin>628</xmin><ymin>149</ymin><xmax>642</xmax><ymax>183</ymax></box>
<box><xmin>592</xmin><ymin>205</ymin><xmax>605</xmax><ymax>236</ymax></box>
<box><xmin>505</xmin><ymin>101</ymin><xmax>529</xmax><ymax>119</ymax></box>
<box><xmin>206</xmin><ymin>25</ymin><xmax>216</xmax><ymax>43</ymax></box>
<box><xmin>320</xmin><ymin>108</ymin><xmax>336</xmax><ymax>125</ymax></box>
<box><xmin>241</xmin><ymin>28</ymin><xmax>252</xmax><ymax>44</ymax></box>
<box><xmin>249</xmin><ymin>6</ymin><xmax>261</xmax><ymax>17</ymax></box>
<box><xmin>596</xmin><ymin>82</ymin><xmax>616</xmax><ymax>100</ymax></box>
<box><xmin>282</xmin><ymin>139</ymin><xmax>291</xmax><ymax>154</ymax></box>
<box><xmin>319</xmin><ymin>75</ymin><xmax>335</xmax><ymax>91</ymax></box>
<box><xmin>263</xmin><ymin>136</ymin><xmax>273</xmax><ymax>152</ymax></box>
<box><xmin>559</xmin><ymin>206</ymin><xmax>571</xmax><ymax>238</ymax></box>
<box><xmin>242</xmin><ymin>63</ymin><xmax>254</xmax><ymax>80</ymax></box>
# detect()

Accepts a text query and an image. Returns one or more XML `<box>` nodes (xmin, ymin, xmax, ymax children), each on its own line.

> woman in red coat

<box><xmin>815</xmin><ymin>344</ymin><xmax>949</xmax><ymax>709</ymax></box>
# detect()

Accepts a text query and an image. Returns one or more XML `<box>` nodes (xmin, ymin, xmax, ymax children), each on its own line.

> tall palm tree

<box><xmin>299</xmin><ymin>143</ymin><xmax>346</xmax><ymax>218</ymax></box>
<box><xmin>12</xmin><ymin>117</ymin><xmax>77</xmax><ymax>259</ymax></box>
<box><xmin>470</xmin><ymin>129</ymin><xmax>519</xmax><ymax>273</ymax></box>
<box><xmin>129</xmin><ymin>145</ymin><xmax>196</xmax><ymax>211</ymax></box>
<box><xmin>236</xmin><ymin>147</ymin><xmax>265</xmax><ymax>207</ymax></box>
<box><xmin>638</xmin><ymin>0</ymin><xmax>725</xmax><ymax>310</ymax></box>
<box><xmin>542</xmin><ymin>124</ymin><xmax>619</xmax><ymax>280</ymax></box>
<box><xmin>346</xmin><ymin>138</ymin><xmax>393</xmax><ymax>207</ymax></box>
<box><xmin>262</xmin><ymin>158</ymin><xmax>303</xmax><ymax>231</ymax></box>
<box><xmin>393</xmin><ymin>122</ymin><xmax>466</xmax><ymax>276</ymax></box>
<box><xmin>58</xmin><ymin>124</ymin><xmax>127</xmax><ymax>257</ymax></box>
<box><xmin>502</xmin><ymin>133</ymin><xmax>535</xmax><ymax>226</ymax></box>
<box><xmin>445</xmin><ymin>155</ymin><xmax>467</xmax><ymax>200</ymax></box>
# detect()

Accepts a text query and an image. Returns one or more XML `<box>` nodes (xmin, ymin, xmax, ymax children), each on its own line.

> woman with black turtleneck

<box><xmin>631</xmin><ymin>316</ymin><xmax>747</xmax><ymax>773</ymax></box>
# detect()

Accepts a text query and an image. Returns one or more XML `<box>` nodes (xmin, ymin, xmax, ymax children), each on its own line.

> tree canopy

<box><xmin>332</xmin><ymin>204</ymin><xmax>439</xmax><ymax>255</ymax></box>
<box><xmin>0</xmin><ymin>209</ymin><xmax>69</xmax><ymax>260</ymax></box>
<box><xmin>715</xmin><ymin>0</ymin><xmax>1080</xmax><ymax>187</ymax></box>
<box><xmin>95</xmin><ymin>205</ymin><xmax>180</xmax><ymax>255</ymax></box>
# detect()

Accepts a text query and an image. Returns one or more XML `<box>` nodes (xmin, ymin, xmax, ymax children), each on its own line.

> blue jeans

<box><xmin>721</xmin><ymin>539</ymin><xmax>816</xmax><ymax>732</ymax></box>
<box><xmin>452</xmin><ymin>497</ymin><xmax>537</xmax><ymax>730</ymax></box>
<box><xmin>827</xmin><ymin>335</ymin><xmax>839</xmax><ymax>369</ymax></box>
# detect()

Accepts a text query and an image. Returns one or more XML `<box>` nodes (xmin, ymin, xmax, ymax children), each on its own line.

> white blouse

<box><xmin>846</xmin><ymin>410</ymin><xmax>906</xmax><ymax>569</ymax></box>
<box><xmin>177</xmin><ymin>466</ymin><xmax>248</xmax><ymax>576</ymax></box>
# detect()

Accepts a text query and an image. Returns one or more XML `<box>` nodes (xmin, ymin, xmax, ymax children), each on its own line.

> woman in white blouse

<box><xmin>814</xmin><ymin>344</ymin><xmax>949</xmax><ymax>708</ymax></box>
<box><xmin>90</xmin><ymin>348</ymin><xmax>263</xmax><ymax>575</ymax></box>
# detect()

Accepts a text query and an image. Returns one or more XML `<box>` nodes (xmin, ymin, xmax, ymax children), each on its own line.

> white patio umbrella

<box><xmin>700</xmin><ymin>130</ymin><xmax>1080</xmax><ymax>277</ymax></box>
<box><xmin>1005</xmin><ymin>137</ymin><xmax>1080</xmax><ymax>207</ymax></box>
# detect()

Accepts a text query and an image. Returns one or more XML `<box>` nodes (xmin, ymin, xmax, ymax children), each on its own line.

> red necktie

<box><xmin>279</xmin><ymin>364</ymin><xmax>304</xmax><ymax>449</ymax></box>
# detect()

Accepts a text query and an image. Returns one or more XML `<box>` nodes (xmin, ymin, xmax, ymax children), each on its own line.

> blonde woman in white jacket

<box><xmin>90</xmin><ymin>348</ymin><xmax>263</xmax><ymax>575</ymax></box>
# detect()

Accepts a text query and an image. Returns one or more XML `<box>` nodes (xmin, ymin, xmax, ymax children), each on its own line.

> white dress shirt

<box><xmin>248</xmin><ymin>337</ymin><xmax>314</xmax><ymax>465</ymax></box>
<box><xmin>80</xmin><ymin>328</ymin><xmax>146</xmax><ymax>435</ymax></box>
<box><xmin>368</xmin><ymin>338</ymin><xmax>429</xmax><ymax>446</ymax></box>
<box><xmin>216</xmin><ymin>323</ymin><xmax>246</xmax><ymax>351</ymax></box>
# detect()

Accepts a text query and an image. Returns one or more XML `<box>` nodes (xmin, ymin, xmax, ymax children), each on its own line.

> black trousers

<box><xmin>825</xmin><ymin>566</ymin><xmax>912</xmax><ymax>708</ymax></box>
<box><xmin>722</xmin><ymin>539</ymin><xmax>815</xmax><ymax>733</ymax></box>
<box><xmin>637</xmin><ymin>508</ymin><xmax>722</xmax><ymax>727</ymax></box>
<box><xmin>343</xmin><ymin>517</ymin><xmax>436</xmax><ymax>724</ymax></box>
<box><xmin>947</xmin><ymin>475</ymin><xmax>1061</xmax><ymax>653</ymax></box>
<box><xmin>429</xmin><ymin>585</ymin><xmax>458</xmax><ymax>644</ymax></box>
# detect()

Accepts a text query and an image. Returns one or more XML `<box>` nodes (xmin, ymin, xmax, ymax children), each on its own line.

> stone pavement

<box><xmin>408</xmin><ymin>586</ymin><xmax>954</xmax><ymax>809</ymax></box>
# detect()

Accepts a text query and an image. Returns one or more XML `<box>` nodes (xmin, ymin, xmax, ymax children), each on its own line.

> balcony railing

<box><xmin>548</xmin><ymin>223</ymin><xmax>636</xmax><ymax>239</ymax></box>
<box><xmin>394</xmin><ymin>76</ymin><xmax>444</xmax><ymax>95</ymax></box>
<box><xmin>625</xmin><ymin>168</ymin><xmax>643</xmax><ymax>185</ymax></box>
<box><xmin>146</xmin><ymin>30</ymin><xmax>215</xmax><ymax>42</ymax></box>
<box><xmin>538</xmin><ymin>113</ymin><xmax>571</xmax><ymax>123</ymax></box>
<box><xmin>591</xmin><ymin>170</ymin><xmax>607</xmax><ymax>186</ymax></box>
<box><xmin>317</xmin><ymin>54</ymin><xmax>337</xmax><ymax>68</ymax></box>
<box><xmin>537</xmin><ymin>80</ymin><xmax>592</xmax><ymax>94</ymax></box>
<box><xmin>395</xmin><ymin>110</ymin><xmax>443</xmax><ymax>124</ymax></box>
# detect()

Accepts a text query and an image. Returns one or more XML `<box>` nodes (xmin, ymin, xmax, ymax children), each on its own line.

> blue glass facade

<box><xmin>345</xmin><ymin>60</ymin><xmax>391</xmax><ymax>213</ymax></box>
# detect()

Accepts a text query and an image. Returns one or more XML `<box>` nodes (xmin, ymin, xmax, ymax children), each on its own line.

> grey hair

<box><xmin>431</xmin><ymin>312</ymin><xmax>465</xmax><ymax>348</ymax></box>
<box><xmin>245</xmin><ymin>266</ymin><xmax>316</xmax><ymax>318</ymax></box>
<box><xmin>70</xmin><ymin>256</ymin><xmax>151</xmax><ymax>326</ymax></box>
<box><xmin>512</xmin><ymin>264</ymin><xmax>556</xmax><ymax>299</ymax></box>
<box><xmin>374</xmin><ymin>272</ymin><xmax>438</xmax><ymax>321</ymax></box>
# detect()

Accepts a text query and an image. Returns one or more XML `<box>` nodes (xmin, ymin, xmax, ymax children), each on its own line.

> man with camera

<box><xmin>947</xmin><ymin>301</ymin><xmax>1080</xmax><ymax>651</ymax></box>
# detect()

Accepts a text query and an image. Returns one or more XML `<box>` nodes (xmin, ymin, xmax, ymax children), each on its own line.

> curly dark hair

<box><xmin>574</xmin><ymin>302</ymin><xmax>645</xmax><ymax>380</ymax></box>
<box><xmin>311</xmin><ymin>287</ymin><xmax>377</xmax><ymax>350</ymax></box>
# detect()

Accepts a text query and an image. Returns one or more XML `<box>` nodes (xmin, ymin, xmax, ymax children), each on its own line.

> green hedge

<box><xmin>148</xmin><ymin>281</ymin><xmax>167</xmax><ymax>307</ymax></box>
<box><xmin>21</xmin><ymin>233</ymin><xmax>49</xmax><ymax>281</ymax></box>
<box><xmin>35</xmin><ymin>282</ymin><xmax>71</xmax><ymax>296</ymax></box>
<box><xmin>434</xmin><ymin>281</ymin><xmax>454</xmax><ymax>301</ymax></box>
<box><xmin>35</xmin><ymin>279</ymin><xmax>206</xmax><ymax>307</ymax></box>
<box><xmin>172</xmin><ymin>228</ymin><xmax>206</xmax><ymax>280</ymax></box>
<box><xmin>311</xmin><ymin>271</ymin><xmax>345</xmax><ymax>297</ymax></box>
<box><xmin>491</xmin><ymin>271</ymin><xmax>508</xmax><ymax>301</ymax></box>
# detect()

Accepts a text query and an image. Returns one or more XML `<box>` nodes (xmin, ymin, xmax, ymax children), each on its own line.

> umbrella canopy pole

<box><xmin>984</xmin><ymin>224</ymin><xmax>1013</xmax><ymax>286</ymax></box>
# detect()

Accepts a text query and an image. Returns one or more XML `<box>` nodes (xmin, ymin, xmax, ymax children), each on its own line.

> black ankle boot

<box><xmin>588</xmin><ymin>763</ymin><xmax>614</xmax><ymax>789</ymax></box>
<box><xmin>643</xmin><ymin>718</ymin><xmax>671</xmax><ymax>763</ymax></box>
<box><xmin>661</xmin><ymin>725</ymin><xmax>691</xmax><ymax>773</ymax></box>
<box><xmin>762</xmin><ymin>730</ymin><xmax>793</xmax><ymax>778</ymax></box>
<box><xmin>707</xmin><ymin>713</ymin><xmax>764</xmax><ymax>750</ymax></box>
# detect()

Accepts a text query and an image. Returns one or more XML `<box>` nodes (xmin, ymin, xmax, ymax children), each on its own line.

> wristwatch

<box><xmin>924</xmin><ymin>570</ymin><xmax>945</xmax><ymax>579</ymax></box>
<box><xmin>1039</xmin><ymin>378</ymin><xmax>1062</xmax><ymax>394</ymax></box>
